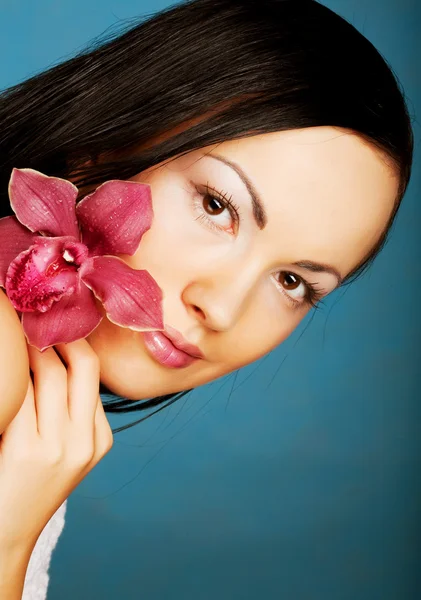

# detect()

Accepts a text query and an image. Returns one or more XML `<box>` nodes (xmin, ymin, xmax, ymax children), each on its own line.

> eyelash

<box><xmin>193</xmin><ymin>182</ymin><xmax>241</xmax><ymax>234</ymax></box>
<box><xmin>192</xmin><ymin>182</ymin><xmax>325</xmax><ymax>310</ymax></box>
<box><xmin>273</xmin><ymin>274</ymin><xmax>325</xmax><ymax>310</ymax></box>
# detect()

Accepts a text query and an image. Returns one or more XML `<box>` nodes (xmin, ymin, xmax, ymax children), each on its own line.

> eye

<box><xmin>272</xmin><ymin>271</ymin><xmax>324</xmax><ymax>309</ymax></box>
<box><xmin>276</xmin><ymin>272</ymin><xmax>306</xmax><ymax>300</ymax></box>
<box><xmin>192</xmin><ymin>183</ymin><xmax>240</xmax><ymax>235</ymax></box>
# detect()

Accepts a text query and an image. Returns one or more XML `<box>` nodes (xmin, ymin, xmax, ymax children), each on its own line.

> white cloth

<box><xmin>22</xmin><ymin>501</ymin><xmax>67</xmax><ymax>600</ymax></box>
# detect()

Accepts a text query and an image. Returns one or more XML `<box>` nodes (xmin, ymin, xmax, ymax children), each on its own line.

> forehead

<box><xmin>206</xmin><ymin>127</ymin><xmax>398</xmax><ymax>277</ymax></box>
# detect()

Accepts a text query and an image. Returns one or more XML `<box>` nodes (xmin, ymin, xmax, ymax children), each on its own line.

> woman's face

<box><xmin>85</xmin><ymin>126</ymin><xmax>398</xmax><ymax>399</ymax></box>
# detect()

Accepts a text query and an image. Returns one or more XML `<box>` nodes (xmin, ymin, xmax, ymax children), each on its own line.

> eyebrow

<box><xmin>292</xmin><ymin>260</ymin><xmax>343</xmax><ymax>286</ymax></box>
<box><xmin>205</xmin><ymin>153</ymin><xmax>342</xmax><ymax>285</ymax></box>
<box><xmin>207</xmin><ymin>153</ymin><xmax>268</xmax><ymax>229</ymax></box>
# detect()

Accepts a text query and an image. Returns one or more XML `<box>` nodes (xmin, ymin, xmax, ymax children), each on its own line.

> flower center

<box><xmin>63</xmin><ymin>249</ymin><xmax>75</xmax><ymax>262</ymax></box>
<box><xmin>6</xmin><ymin>238</ymin><xmax>90</xmax><ymax>313</ymax></box>
<box><xmin>44</xmin><ymin>242</ymin><xmax>88</xmax><ymax>278</ymax></box>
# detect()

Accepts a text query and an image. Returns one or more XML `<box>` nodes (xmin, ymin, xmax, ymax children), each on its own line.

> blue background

<box><xmin>1</xmin><ymin>1</ymin><xmax>420</xmax><ymax>598</ymax></box>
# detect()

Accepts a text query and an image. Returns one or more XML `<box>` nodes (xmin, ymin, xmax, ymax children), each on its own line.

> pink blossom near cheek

<box><xmin>0</xmin><ymin>167</ymin><xmax>164</xmax><ymax>350</ymax></box>
<box><xmin>79</xmin><ymin>255</ymin><xmax>164</xmax><ymax>332</ymax></box>
<box><xmin>5</xmin><ymin>236</ymin><xmax>89</xmax><ymax>313</ymax></box>
<box><xmin>9</xmin><ymin>168</ymin><xmax>80</xmax><ymax>238</ymax></box>
<box><xmin>0</xmin><ymin>216</ymin><xmax>39</xmax><ymax>286</ymax></box>
<box><xmin>76</xmin><ymin>179</ymin><xmax>154</xmax><ymax>256</ymax></box>
<box><xmin>22</xmin><ymin>281</ymin><xmax>103</xmax><ymax>351</ymax></box>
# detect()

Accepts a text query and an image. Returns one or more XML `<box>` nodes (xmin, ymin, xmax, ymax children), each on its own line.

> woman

<box><xmin>0</xmin><ymin>0</ymin><xmax>413</xmax><ymax>597</ymax></box>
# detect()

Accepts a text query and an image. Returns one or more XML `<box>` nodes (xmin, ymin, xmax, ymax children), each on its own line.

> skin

<box><xmin>0</xmin><ymin>290</ymin><xmax>29</xmax><ymax>434</ymax></box>
<box><xmin>79</xmin><ymin>126</ymin><xmax>399</xmax><ymax>400</ymax></box>
<box><xmin>0</xmin><ymin>125</ymin><xmax>399</xmax><ymax>598</ymax></box>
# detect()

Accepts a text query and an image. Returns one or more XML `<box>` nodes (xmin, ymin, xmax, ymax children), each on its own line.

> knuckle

<box><xmin>33</xmin><ymin>351</ymin><xmax>68</xmax><ymax>381</ymax></box>
<box><xmin>54</xmin><ymin>341</ymin><xmax>100</xmax><ymax>377</ymax></box>
<box><xmin>50</xmin><ymin>363</ymin><xmax>68</xmax><ymax>383</ymax></box>
<box><xmin>36</xmin><ymin>359</ymin><xmax>67</xmax><ymax>384</ymax></box>
<box><xmin>90</xmin><ymin>430</ymin><xmax>114</xmax><ymax>466</ymax></box>
<box><xmin>73</xmin><ymin>346</ymin><xmax>100</xmax><ymax>371</ymax></box>
<box><xmin>35</xmin><ymin>347</ymin><xmax>67</xmax><ymax>373</ymax></box>
<box><xmin>43</xmin><ymin>444</ymin><xmax>65</xmax><ymax>467</ymax></box>
<box><xmin>69</xmin><ymin>444</ymin><xmax>95</xmax><ymax>468</ymax></box>
<box><xmin>97</xmin><ymin>412</ymin><xmax>114</xmax><ymax>454</ymax></box>
<box><xmin>103</xmin><ymin>428</ymin><xmax>114</xmax><ymax>454</ymax></box>
<box><xmin>82</xmin><ymin>351</ymin><xmax>100</xmax><ymax>371</ymax></box>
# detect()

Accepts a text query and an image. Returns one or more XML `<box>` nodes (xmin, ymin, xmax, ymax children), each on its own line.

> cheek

<box><xmin>121</xmin><ymin>178</ymin><xmax>195</xmax><ymax>276</ymax></box>
<box><xmin>221</xmin><ymin>294</ymin><xmax>309</xmax><ymax>372</ymax></box>
<box><xmin>121</xmin><ymin>176</ymin><xmax>231</xmax><ymax>278</ymax></box>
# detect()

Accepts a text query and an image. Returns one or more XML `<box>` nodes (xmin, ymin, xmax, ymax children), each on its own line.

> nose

<box><xmin>181</xmin><ymin>263</ymin><xmax>261</xmax><ymax>332</ymax></box>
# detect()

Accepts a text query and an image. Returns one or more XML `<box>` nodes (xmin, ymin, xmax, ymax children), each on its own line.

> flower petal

<box><xmin>80</xmin><ymin>255</ymin><xmax>164</xmax><ymax>331</ymax></box>
<box><xmin>0</xmin><ymin>216</ymin><xmax>38</xmax><ymax>286</ymax></box>
<box><xmin>9</xmin><ymin>168</ymin><xmax>80</xmax><ymax>238</ymax></box>
<box><xmin>22</xmin><ymin>280</ymin><xmax>103</xmax><ymax>351</ymax></box>
<box><xmin>5</xmin><ymin>236</ymin><xmax>88</xmax><ymax>313</ymax></box>
<box><xmin>76</xmin><ymin>180</ymin><xmax>153</xmax><ymax>256</ymax></box>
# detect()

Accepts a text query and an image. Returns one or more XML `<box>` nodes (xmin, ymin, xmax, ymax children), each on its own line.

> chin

<box><xmin>86</xmin><ymin>319</ymin><xmax>225</xmax><ymax>399</ymax></box>
<box><xmin>90</xmin><ymin>335</ymin><xmax>193</xmax><ymax>399</ymax></box>
<box><xmin>98</xmin><ymin>369</ymin><xmax>190</xmax><ymax>401</ymax></box>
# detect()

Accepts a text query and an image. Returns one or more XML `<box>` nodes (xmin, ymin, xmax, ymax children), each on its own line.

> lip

<box><xmin>163</xmin><ymin>325</ymin><xmax>204</xmax><ymax>359</ymax></box>
<box><xmin>142</xmin><ymin>325</ymin><xmax>204</xmax><ymax>369</ymax></box>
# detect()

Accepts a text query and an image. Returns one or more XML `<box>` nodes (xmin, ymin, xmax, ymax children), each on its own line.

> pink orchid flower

<box><xmin>0</xmin><ymin>168</ymin><xmax>164</xmax><ymax>351</ymax></box>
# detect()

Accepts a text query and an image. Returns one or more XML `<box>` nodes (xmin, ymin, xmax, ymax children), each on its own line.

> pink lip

<box><xmin>163</xmin><ymin>325</ymin><xmax>204</xmax><ymax>358</ymax></box>
<box><xmin>142</xmin><ymin>325</ymin><xmax>204</xmax><ymax>369</ymax></box>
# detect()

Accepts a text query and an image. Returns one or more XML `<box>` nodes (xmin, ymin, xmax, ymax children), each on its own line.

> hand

<box><xmin>0</xmin><ymin>289</ymin><xmax>30</xmax><ymax>435</ymax></box>
<box><xmin>0</xmin><ymin>339</ymin><xmax>113</xmax><ymax>551</ymax></box>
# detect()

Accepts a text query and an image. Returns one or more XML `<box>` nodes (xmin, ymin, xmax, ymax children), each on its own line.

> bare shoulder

<box><xmin>0</xmin><ymin>289</ymin><xmax>29</xmax><ymax>435</ymax></box>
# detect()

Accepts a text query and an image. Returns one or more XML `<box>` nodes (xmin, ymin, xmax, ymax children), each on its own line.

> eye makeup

<box><xmin>189</xmin><ymin>179</ymin><xmax>329</xmax><ymax>310</ymax></box>
<box><xmin>271</xmin><ymin>271</ymin><xmax>326</xmax><ymax>309</ymax></box>
<box><xmin>191</xmin><ymin>182</ymin><xmax>241</xmax><ymax>235</ymax></box>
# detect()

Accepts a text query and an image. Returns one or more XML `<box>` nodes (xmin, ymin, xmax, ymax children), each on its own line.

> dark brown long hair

<box><xmin>0</xmin><ymin>0</ymin><xmax>413</xmax><ymax>431</ymax></box>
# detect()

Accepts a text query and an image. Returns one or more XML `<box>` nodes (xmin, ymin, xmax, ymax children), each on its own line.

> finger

<box><xmin>27</xmin><ymin>343</ymin><xmax>69</xmax><ymax>438</ymax></box>
<box><xmin>83</xmin><ymin>397</ymin><xmax>114</xmax><ymax>472</ymax></box>
<box><xmin>54</xmin><ymin>340</ymin><xmax>100</xmax><ymax>430</ymax></box>
<box><xmin>0</xmin><ymin>377</ymin><xmax>37</xmax><ymax>443</ymax></box>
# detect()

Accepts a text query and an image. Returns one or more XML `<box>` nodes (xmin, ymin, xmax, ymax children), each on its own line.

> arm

<box><xmin>0</xmin><ymin>290</ymin><xmax>33</xmax><ymax>598</ymax></box>
<box><xmin>0</xmin><ymin>289</ymin><xmax>29</xmax><ymax>435</ymax></box>
<box><xmin>0</xmin><ymin>541</ymin><xmax>35</xmax><ymax>600</ymax></box>
<box><xmin>0</xmin><ymin>338</ymin><xmax>113</xmax><ymax>599</ymax></box>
